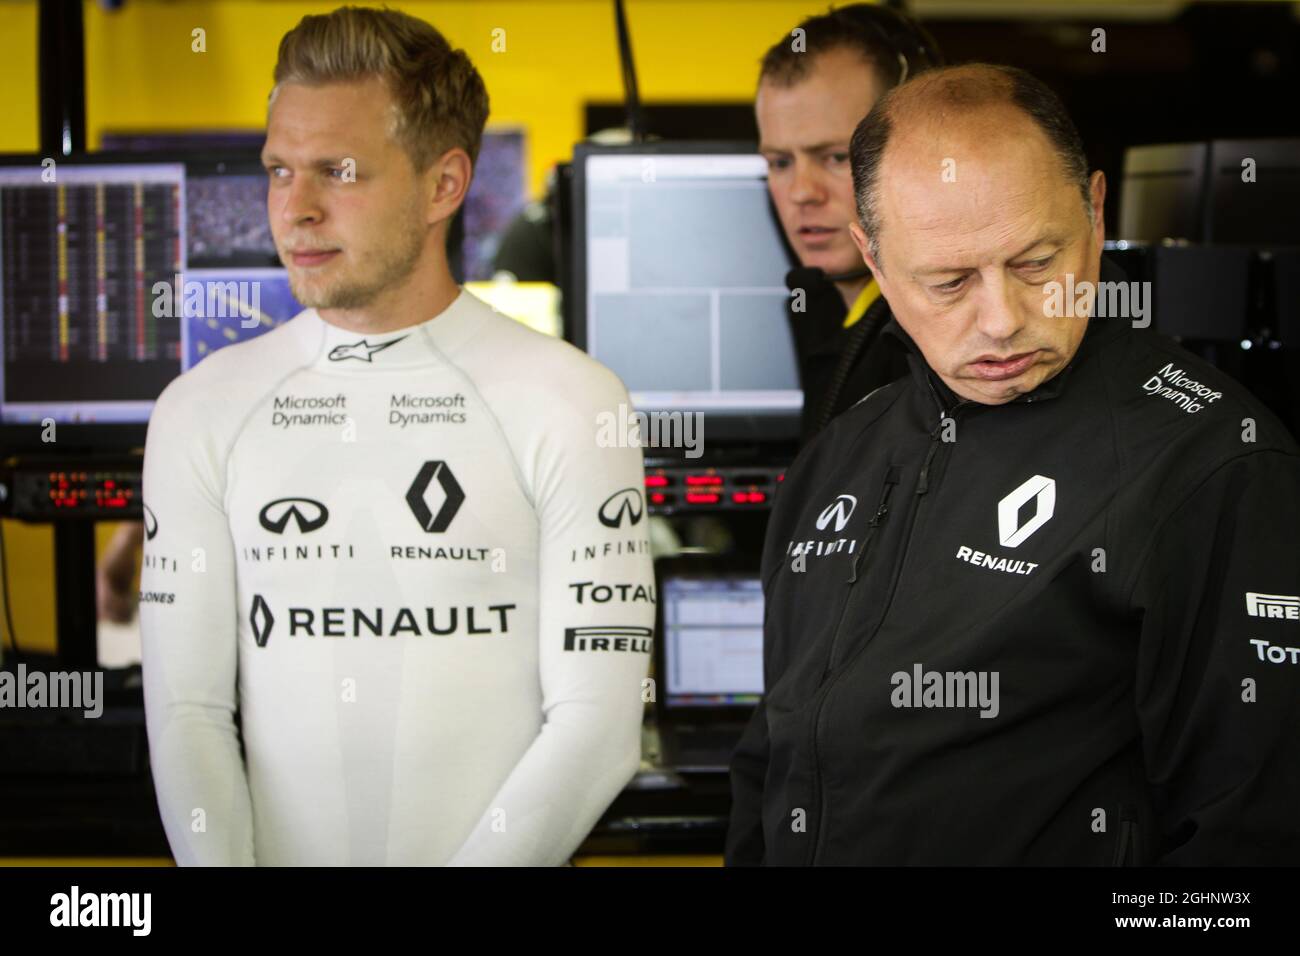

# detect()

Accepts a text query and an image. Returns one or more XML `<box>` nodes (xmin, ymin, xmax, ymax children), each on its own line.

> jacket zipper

<box><xmin>804</xmin><ymin>394</ymin><xmax>967</xmax><ymax>865</ymax></box>
<box><xmin>1112</xmin><ymin>802</ymin><xmax>1139</xmax><ymax>866</ymax></box>
<box><xmin>816</xmin><ymin>467</ymin><xmax>901</xmax><ymax>685</ymax></box>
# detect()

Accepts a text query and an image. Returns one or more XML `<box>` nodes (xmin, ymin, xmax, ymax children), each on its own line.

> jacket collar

<box><xmin>882</xmin><ymin>254</ymin><xmax>1132</xmax><ymax>412</ymax></box>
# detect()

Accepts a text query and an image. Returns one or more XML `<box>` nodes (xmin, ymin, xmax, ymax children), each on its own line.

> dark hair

<box><xmin>758</xmin><ymin>3</ymin><xmax>943</xmax><ymax>92</ymax></box>
<box><xmin>849</xmin><ymin>63</ymin><xmax>1093</xmax><ymax>269</ymax></box>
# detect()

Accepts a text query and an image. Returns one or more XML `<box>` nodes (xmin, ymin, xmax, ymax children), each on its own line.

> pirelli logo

<box><xmin>1246</xmin><ymin>592</ymin><xmax>1300</xmax><ymax>621</ymax></box>
<box><xmin>563</xmin><ymin>625</ymin><xmax>653</xmax><ymax>653</ymax></box>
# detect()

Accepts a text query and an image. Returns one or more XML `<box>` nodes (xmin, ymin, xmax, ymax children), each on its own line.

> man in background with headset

<box><xmin>756</xmin><ymin>4</ymin><xmax>944</xmax><ymax>442</ymax></box>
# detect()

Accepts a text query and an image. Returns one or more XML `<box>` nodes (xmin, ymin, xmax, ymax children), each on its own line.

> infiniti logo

<box><xmin>259</xmin><ymin>497</ymin><xmax>329</xmax><ymax>534</ymax></box>
<box><xmin>816</xmin><ymin>494</ymin><xmax>857</xmax><ymax>533</ymax></box>
<box><xmin>328</xmin><ymin>337</ymin><xmax>406</xmax><ymax>362</ymax></box>
<box><xmin>598</xmin><ymin>488</ymin><xmax>644</xmax><ymax>529</ymax></box>
<box><xmin>142</xmin><ymin>503</ymin><xmax>158</xmax><ymax>540</ymax></box>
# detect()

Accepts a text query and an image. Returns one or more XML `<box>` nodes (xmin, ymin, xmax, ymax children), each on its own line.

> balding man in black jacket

<box><xmin>727</xmin><ymin>63</ymin><xmax>1300</xmax><ymax>865</ymax></box>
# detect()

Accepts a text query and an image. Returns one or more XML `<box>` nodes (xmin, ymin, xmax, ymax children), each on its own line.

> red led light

<box><xmin>684</xmin><ymin>474</ymin><xmax>722</xmax><ymax>486</ymax></box>
<box><xmin>644</xmin><ymin>475</ymin><xmax>669</xmax><ymax>488</ymax></box>
<box><xmin>685</xmin><ymin>492</ymin><xmax>720</xmax><ymax>504</ymax></box>
<box><xmin>649</xmin><ymin>492</ymin><xmax>666</xmax><ymax>504</ymax></box>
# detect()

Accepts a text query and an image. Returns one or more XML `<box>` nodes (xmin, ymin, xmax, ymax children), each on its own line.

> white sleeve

<box><xmin>446</xmin><ymin>371</ymin><xmax>653</xmax><ymax>865</ymax></box>
<box><xmin>138</xmin><ymin>380</ymin><xmax>256</xmax><ymax>866</ymax></box>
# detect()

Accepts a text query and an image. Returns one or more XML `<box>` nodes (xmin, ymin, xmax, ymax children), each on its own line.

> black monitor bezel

<box><xmin>569</xmin><ymin>140</ymin><xmax>802</xmax><ymax>443</ymax></box>
<box><xmin>0</xmin><ymin>148</ymin><xmax>269</xmax><ymax>454</ymax></box>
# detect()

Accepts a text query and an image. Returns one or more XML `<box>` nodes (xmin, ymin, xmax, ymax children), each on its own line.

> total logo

<box><xmin>248</xmin><ymin>593</ymin><xmax>515</xmax><ymax>646</ymax></box>
<box><xmin>787</xmin><ymin>491</ymin><xmax>860</xmax><ymax>561</ymax></box>
<box><xmin>242</xmin><ymin>497</ymin><xmax>355</xmax><ymax>562</ymax></box>
<box><xmin>954</xmin><ymin>475</ymin><xmax>1055</xmax><ymax>576</ymax></box>
<box><xmin>569</xmin><ymin>581</ymin><xmax>657</xmax><ymax>604</ymax></box>
<box><xmin>328</xmin><ymin>336</ymin><xmax>406</xmax><ymax>362</ymax></box>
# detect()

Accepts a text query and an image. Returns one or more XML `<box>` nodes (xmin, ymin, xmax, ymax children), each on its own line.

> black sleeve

<box><xmin>1131</xmin><ymin>449</ymin><xmax>1300</xmax><ymax>864</ymax></box>
<box><xmin>724</xmin><ymin>697</ymin><xmax>769</xmax><ymax>865</ymax></box>
<box><xmin>724</xmin><ymin>455</ymin><xmax>808</xmax><ymax>866</ymax></box>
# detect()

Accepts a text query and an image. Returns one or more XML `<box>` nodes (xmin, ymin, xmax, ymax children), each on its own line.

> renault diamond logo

<box><xmin>250</xmin><ymin>594</ymin><xmax>274</xmax><ymax>647</ymax></box>
<box><xmin>997</xmin><ymin>475</ymin><xmax>1056</xmax><ymax>548</ymax></box>
<box><xmin>259</xmin><ymin>497</ymin><xmax>329</xmax><ymax>534</ymax></box>
<box><xmin>406</xmin><ymin>460</ymin><xmax>465</xmax><ymax>532</ymax></box>
<box><xmin>816</xmin><ymin>494</ymin><xmax>857</xmax><ymax>533</ymax></box>
<box><xmin>328</xmin><ymin>337</ymin><xmax>406</xmax><ymax>362</ymax></box>
<box><xmin>598</xmin><ymin>488</ymin><xmax>644</xmax><ymax>528</ymax></box>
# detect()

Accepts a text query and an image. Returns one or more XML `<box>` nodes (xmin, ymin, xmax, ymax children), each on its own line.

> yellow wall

<box><xmin>2</xmin><ymin>0</ymin><xmax>842</xmax><ymax>188</ymax></box>
<box><xmin>82</xmin><ymin>0</ymin><xmax>838</xmax><ymax>196</ymax></box>
<box><xmin>0</xmin><ymin>1</ymin><xmax>39</xmax><ymax>152</ymax></box>
<box><xmin>0</xmin><ymin>0</ymin><xmax>838</xmax><ymax>657</ymax></box>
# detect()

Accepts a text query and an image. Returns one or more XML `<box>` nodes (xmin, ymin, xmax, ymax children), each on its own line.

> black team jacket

<box><xmin>728</xmin><ymin>257</ymin><xmax>1300</xmax><ymax>865</ymax></box>
<box><xmin>785</xmin><ymin>267</ymin><xmax>910</xmax><ymax>444</ymax></box>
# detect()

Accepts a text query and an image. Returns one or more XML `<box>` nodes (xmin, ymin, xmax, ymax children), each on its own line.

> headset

<box><xmin>817</xmin><ymin>4</ymin><xmax>945</xmax><ymax>283</ymax></box>
<box><xmin>786</xmin><ymin>6</ymin><xmax>945</xmax><ymax>424</ymax></box>
<box><xmin>829</xmin><ymin>3</ymin><xmax>944</xmax><ymax>87</ymax></box>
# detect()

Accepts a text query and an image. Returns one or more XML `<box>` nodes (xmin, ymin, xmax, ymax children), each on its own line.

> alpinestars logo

<box><xmin>328</xmin><ymin>336</ymin><xmax>407</xmax><ymax>362</ymax></box>
<box><xmin>406</xmin><ymin>460</ymin><xmax>465</xmax><ymax>532</ymax></box>
<box><xmin>259</xmin><ymin>497</ymin><xmax>329</xmax><ymax>534</ymax></box>
<box><xmin>250</xmin><ymin>594</ymin><xmax>274</xmax><ymax>647</ymax></box>
<box><xmin>142</xmin><ymin>503</ymin><xmax>158</xmax><ymax>540</ymax></box>
<box><xmin>998</xmin><ymin>475</ymin><xmax>1056</xmax><ymax>548</ymax></box>
<box><xmin>816</xmin><ymin>494</ymin><xmax>857</xmax><ymax>533</ymax></box>
<box><xmin>599</xmin><ymin>488</ymin><xmax>644</xmax><ymax>529</ymax></box>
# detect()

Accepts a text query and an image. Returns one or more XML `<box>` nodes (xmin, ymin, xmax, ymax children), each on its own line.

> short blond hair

<box><xmin>269</xmin><ymin>5</ymin><xmax>490</xmax><ymax>171</ymax></box>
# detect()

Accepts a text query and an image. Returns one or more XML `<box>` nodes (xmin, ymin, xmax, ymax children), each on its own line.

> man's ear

<box><xmin>1088</xmin><ymin>170</ymin><xmax>1106</xmax><ymax>248</ymax></box>
<box><xmin>849</xmin><ymin>220</ymin><xmax>883</xmax><ymax>285</ymax></box>
<box><xmin>428</xmin><ymin>147</ymin><xmax>473</xmax><ymax>226</ymax></box>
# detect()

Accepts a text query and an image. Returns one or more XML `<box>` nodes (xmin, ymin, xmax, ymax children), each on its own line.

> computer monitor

<box><xmin>1207</xmin><ymin>138</ymin><xmax>1300</xmax><ymax>246</ymax></box>
<box><xmin>1117</xmin><ymin>143</ymin><xmax>1208</xmax><ymax>244</ymax></box>
<box><xmin>184</xmin><ymin>154</ymin><xmax>278</xmax><ymax>268</ymax></box>
<box><xmin>571</xmin><ymin>142</ymin><xmax>801</xmax><ymax>441</ymax></box>
<box><xmin>658</xmin><ymin>569</ymin><xmax>764</xmax><ymax>710</ymax></box>
<box><xmin>0</xmin><ymin>152</ymin><xmax>303</xmax><ymax>451</ymax></box>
